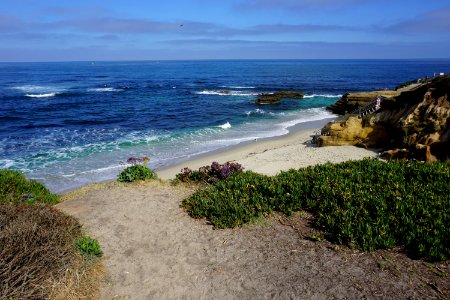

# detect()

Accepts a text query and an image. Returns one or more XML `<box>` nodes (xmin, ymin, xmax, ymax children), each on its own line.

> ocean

<box><xmin>1</xmin><ymin>59</ymin><xmax>449</xmax><ymax>192</ymax></box>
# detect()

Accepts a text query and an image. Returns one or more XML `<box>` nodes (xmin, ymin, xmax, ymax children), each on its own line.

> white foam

<box><xmin>196</xmin><ymin>90</ymin><xmax>258</xmax><ymax>96</ymax></box>
<box><xmin>218</xmin><ymin>122</ymin><xmax>231</xmax><ymax>129</ymax></box>
<box><xmin>13</xmin><ymin>85</ymin><xmax>64</xmax><ymax>97</ymax></box>
<box><xmin>246</xmin><ymin>108</ymin><xmax>265</xmax><ymax>116</ymax></box>
<box><xmin>303</xmin><ymin>94</ymin><xmax>343</xmax><ymax>98</ymax></box>
<box><xmin>25</xmin><ymin>93</ymin><xmax>57</xmax><ymax>98</ymax></box>
<box><xmin>12</xmin><ymin>85</ymin><xmax>48</xmax><ymax>92</ymax></box>
<box><xmin>278</xmin><ymin>108</ymin><xmax>336</xmax><ymax>129</ymax></box>
<box><xmin>0</xmin><ymin>159</ymin><xmax>15</xmax><ymax>168</ymax></box>
<box><xmin>245</xmin><ymin>108</ymin><xmax>285</xmax><ymax>116</ymax></box>
<box><xmin>88</xmin><ymin>87</ymin><xmax>123</xmax><ymax>92</ymax></box>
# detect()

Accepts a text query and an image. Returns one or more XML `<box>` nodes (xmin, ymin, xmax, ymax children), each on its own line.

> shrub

<box><xmin>76</xmin><ymin>235</ymin><xmax>103</xmax><ymax>257</ymax></box>
<box><xmin>183</xmin><ymin>171</ymin><xmax>273</xmax><ymax>228</ymax></box>
<box><xmin>182</xmin><ymin>159</ymin><xmax>450</xmax><ymax>261</ymax></box>
<box><xmin>0</xmin><ymin>170</ymin><xmax>103</xmax><ymax>298</ymax></box>
<box><xmin>395</xmin><ymin>80</ymin><xmax>416</xmax><ymax>90</ymax></box>
<box><xmin>117</xmin><ymin>156</ymin><xmax>157</xmax><ymax>182</ymax></box>
<box><xmin>117</xmin><ymin>164</ymin><xmax>157</xmax><ymax>182</ymax></box>
<box><xmin>176</xmin><ymin>161</ymin><xmax>244</xmax><ymax>184</ymax></box>
<box><xmin>0</xmin><ymin>204</ymin><xmax>82</xmax><ymax>299</ymax></box>
<box><xmin>0</xmin><ymin>169</ymin><xmax>59</xmax><ymax>205</ymax></box>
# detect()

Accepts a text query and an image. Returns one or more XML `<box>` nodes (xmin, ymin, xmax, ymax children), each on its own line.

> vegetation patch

<box><xmin>0</xmin><ymin>204</ymin><xmax>79</xmax><ymax>298</ymax></box>
<box><xmin>182</xmin><ymin>159</ymin><xmax>450</xmax><ymax>261</ymax></box>
<box><xmin>117</xmin><ymin>156</ymin><xmax>157</xmax><ymax>182</ymax></box>
<box><xmin>0</xmin><ymin>169</ymin><xmax>59</xmax><ymax>204</ymax></box>
<box><xmin>176</xmin><ymin>161</ymin><xmax>244</xmax><ymax>185</ymax></box>
<box><xmin>395</xmin><ymin>80</ymin><xmax>417</xmax><ymax>90</ymax></box>
<box><xmin>0</xmin><ymin>170</ymin><xmax>103</xmax><ymax>299</ymax></box>
<box><xmin>76</xmin><ymin>235</ymin><xmax>103</xmax><ymax>258</ymax></box>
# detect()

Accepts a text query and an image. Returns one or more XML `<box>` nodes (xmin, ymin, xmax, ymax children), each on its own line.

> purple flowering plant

<box><xmin>176</xmin><ymin>161</ymin><xmax>244</xmax><ymax>184</ymax></box>
<box><xmin>126</xmin><ymin>156</ymin><xmax>150</xmax><ymax>167</ymax></box>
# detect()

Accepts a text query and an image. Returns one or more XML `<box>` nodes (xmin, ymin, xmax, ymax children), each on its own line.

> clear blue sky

<box><xmin>1</xmin><ymin>0</ymin><xmax>450</xmax><ymax>61</ymax></box>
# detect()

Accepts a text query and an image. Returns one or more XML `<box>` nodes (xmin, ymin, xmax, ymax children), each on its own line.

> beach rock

<box><xmin>318</xmin><ymin>116</ymin><xmax>387</xmax><ymax>147</ymax></box>
<box><xmin>319</xmin><ymin>76</ymin><xmax>450</xmax><ymax>161</ymax></box>
<box><xmin>256</xmin><ymin>91</ymin><xmax>304</xmax><ymax>105</ymax></box>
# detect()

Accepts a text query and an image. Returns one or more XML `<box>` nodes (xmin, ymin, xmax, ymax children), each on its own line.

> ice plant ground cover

<box><xmin>182</xmin><ymin>159</ymin><xmax>450</xmax><ymax>262</ymax></box>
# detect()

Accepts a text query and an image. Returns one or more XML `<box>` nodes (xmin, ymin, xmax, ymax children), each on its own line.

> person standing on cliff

<box><xmin>375</xmin><ymin>97</ymin><xmax>381</xmax><ymax>110</ymax></box>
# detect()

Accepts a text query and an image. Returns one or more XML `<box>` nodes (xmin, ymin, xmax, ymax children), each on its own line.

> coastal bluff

<box><xmin>318</xmin><ymin>76</ymin><xmax>450</xmax><ymax>161</ymax></box>
<box><xmin>327</xmin><ymin>90</ymin><xmax>398</xmax><ymax>115</ymax></box>
<box><xmin>326</xmin><ymin>80</ymin><xmax>425</xmax><ymax>115</ymax></box>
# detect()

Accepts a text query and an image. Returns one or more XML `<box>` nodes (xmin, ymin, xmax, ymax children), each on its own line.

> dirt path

<box><xmin>57</xmin><ymin>181</ymin><xmax>449</xmax><ymax>300</ymax></box>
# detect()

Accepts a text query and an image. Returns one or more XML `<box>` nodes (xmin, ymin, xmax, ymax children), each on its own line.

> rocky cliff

<box><xmin>318</xmin><ymin>76</ymin><xmax>450</xmax><ymax>161</ymax></box>
<box><xmin>327</xmin><ymin>90</ymin><xmax>399</xmax><ymax>115</ymax></box>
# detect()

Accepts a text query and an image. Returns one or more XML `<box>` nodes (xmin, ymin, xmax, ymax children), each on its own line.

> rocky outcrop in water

<box><xmin>256</xmin><ymin>91</ymin><xmax>304</xmax><ymax>105</ymax></box>
<box><xmin>318</xmin><ymin>76</ymin><xmax>450</xmax><ymax>161</ymax></box>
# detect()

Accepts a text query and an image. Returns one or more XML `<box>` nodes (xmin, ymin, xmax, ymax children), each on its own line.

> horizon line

<box><xmin>2</xmin><ymin>58</ymin><xmax>450</xmax><ymax>64</ymax></box>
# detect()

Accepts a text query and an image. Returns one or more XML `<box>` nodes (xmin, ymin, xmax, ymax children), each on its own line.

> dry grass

<box><xmin>50</xmin><ymin>254</ymin><xmax>104</xmax><ymax>300</ymax></box>
<box><xmin>0</xmin><ymin>204</ymin><xmax>103</xmax><ymax>299</ymax></box>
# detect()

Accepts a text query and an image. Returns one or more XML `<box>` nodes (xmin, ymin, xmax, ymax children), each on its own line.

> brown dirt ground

<box><xmin>57</xmin><ymin>181</ymin><xmax>449</xmax><ymax>300</ymax></box>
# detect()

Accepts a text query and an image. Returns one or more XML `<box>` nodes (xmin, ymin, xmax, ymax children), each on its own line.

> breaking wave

<box><xmin>25</xmin><ymin>93</ymin><xmax>57</xmax><ymax>98</ymax></box>
<box><xmin>303</xmin><ymin>94</ymin><xmax>342</xmax><ymax>98</ymax></box>
<box><xmin>218</xmin><ymin>122</ymin><xmax>231</xmax><ymax>129</ymax></box>
<box><xmin>195</xmin><ymin>90</ymin><xmax>259</xmax><ymax>96</ymax></box>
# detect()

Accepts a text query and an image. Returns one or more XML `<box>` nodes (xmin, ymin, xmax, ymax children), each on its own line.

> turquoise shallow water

<box><xmin>1</xmin><ymin>59</ymin><xmax>449</xmax><ymax>192</ymax></box>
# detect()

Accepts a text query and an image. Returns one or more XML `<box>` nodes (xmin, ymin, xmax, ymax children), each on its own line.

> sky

<box><xmin>1</xmin><ymin>0</ymin><xmax>450</xmax><ymax>61</ymax></box>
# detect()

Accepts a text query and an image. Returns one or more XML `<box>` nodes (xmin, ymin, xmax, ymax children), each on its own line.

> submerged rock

<box><xmin>256</xmin><ymin>91</ymin><xmax>304</xmax><ymax>105</ymax></box>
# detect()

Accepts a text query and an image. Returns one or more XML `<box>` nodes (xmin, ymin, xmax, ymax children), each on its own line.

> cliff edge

<box><xmin>318</xmin><ymin>76</ymin><xmax>450</xmax><ymax>161</ymax></box>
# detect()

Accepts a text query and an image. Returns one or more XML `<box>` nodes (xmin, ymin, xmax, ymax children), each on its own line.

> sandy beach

<box><xmin>57</xmin><ymin>124</ymin><xmax>449</xmax><ymax>299</ymax></box>
<box><xmin>156</xmin><ymin>121</ymin><xmax>377</xmax><ymax>180</ymax></box>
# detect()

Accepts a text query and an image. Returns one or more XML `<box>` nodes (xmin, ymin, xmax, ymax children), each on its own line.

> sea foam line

<box><xmin>195</xmin><ymin>90</ymin><xmax>259</xmax><ymax>96</ymax></box>
<box><xmin>12</xmin><ymin>85</ymin><xmax>51</xmax><ymax>92</ymax></box>
<box><xmin>245</xmin><ymin>108</ymin><xmax>285</xmax><ymax>116</ymax></box>
<box><xmin>87</xmin><ymin>87</ymin><xmax>123</xmax><ymax>92</ymax></box>
<box><xmin>303</xmin><ymin>94</ymin><xmax>343</xmax><ymax>98</ymax></box>
<box><xmin>25</xmin><ymin>93</ymin><xmax>57</xmax><ymax>98</ymax></box>
<box><xmin>278</xmin><ymin>108</ymin><xmax>336</xmax><ymax>129</ymax></box>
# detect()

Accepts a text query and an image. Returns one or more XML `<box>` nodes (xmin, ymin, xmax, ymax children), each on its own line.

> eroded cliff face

<box><xmin>318</xmin><ymin>76</ymin><xmax>450</xmax><ymax>161</ymax></box>
<box><xmin>318</xmin><ymin>117</ymin><xmax>388</xmax><ymax>147</ymax></box>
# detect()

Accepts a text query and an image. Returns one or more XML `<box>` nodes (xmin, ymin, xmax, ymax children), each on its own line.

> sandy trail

<box><xmin>57</xmin><ymin>181</ymin><xmax>448</xmax><ymax>299</ymax></box>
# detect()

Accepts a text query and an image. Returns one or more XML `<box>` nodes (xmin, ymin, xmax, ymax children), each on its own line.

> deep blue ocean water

<box><xmin>1</xmin><ymin>59</ymin><xmax>450</xmax><ymax>192</ymax></box>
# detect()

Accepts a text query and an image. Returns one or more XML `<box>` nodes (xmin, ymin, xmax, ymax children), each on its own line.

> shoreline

<box><xmin>59</xmin><ymin>117</ymin><xmax>378</xmax><ymax>195</ymax></box>
<box><xmin>156</xmin><ymin>117</ymin><xmax>377</xmax><ymax>180</ymax></box>
<box><xmin>154</xmin><ymin>118</ymin><xmax>333</xmax><ymax>174</ymax></box>
<box><xmin>57</xmin><ymin>118</ymin><xmax>332</xmax><ymax>194</ymax></box>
